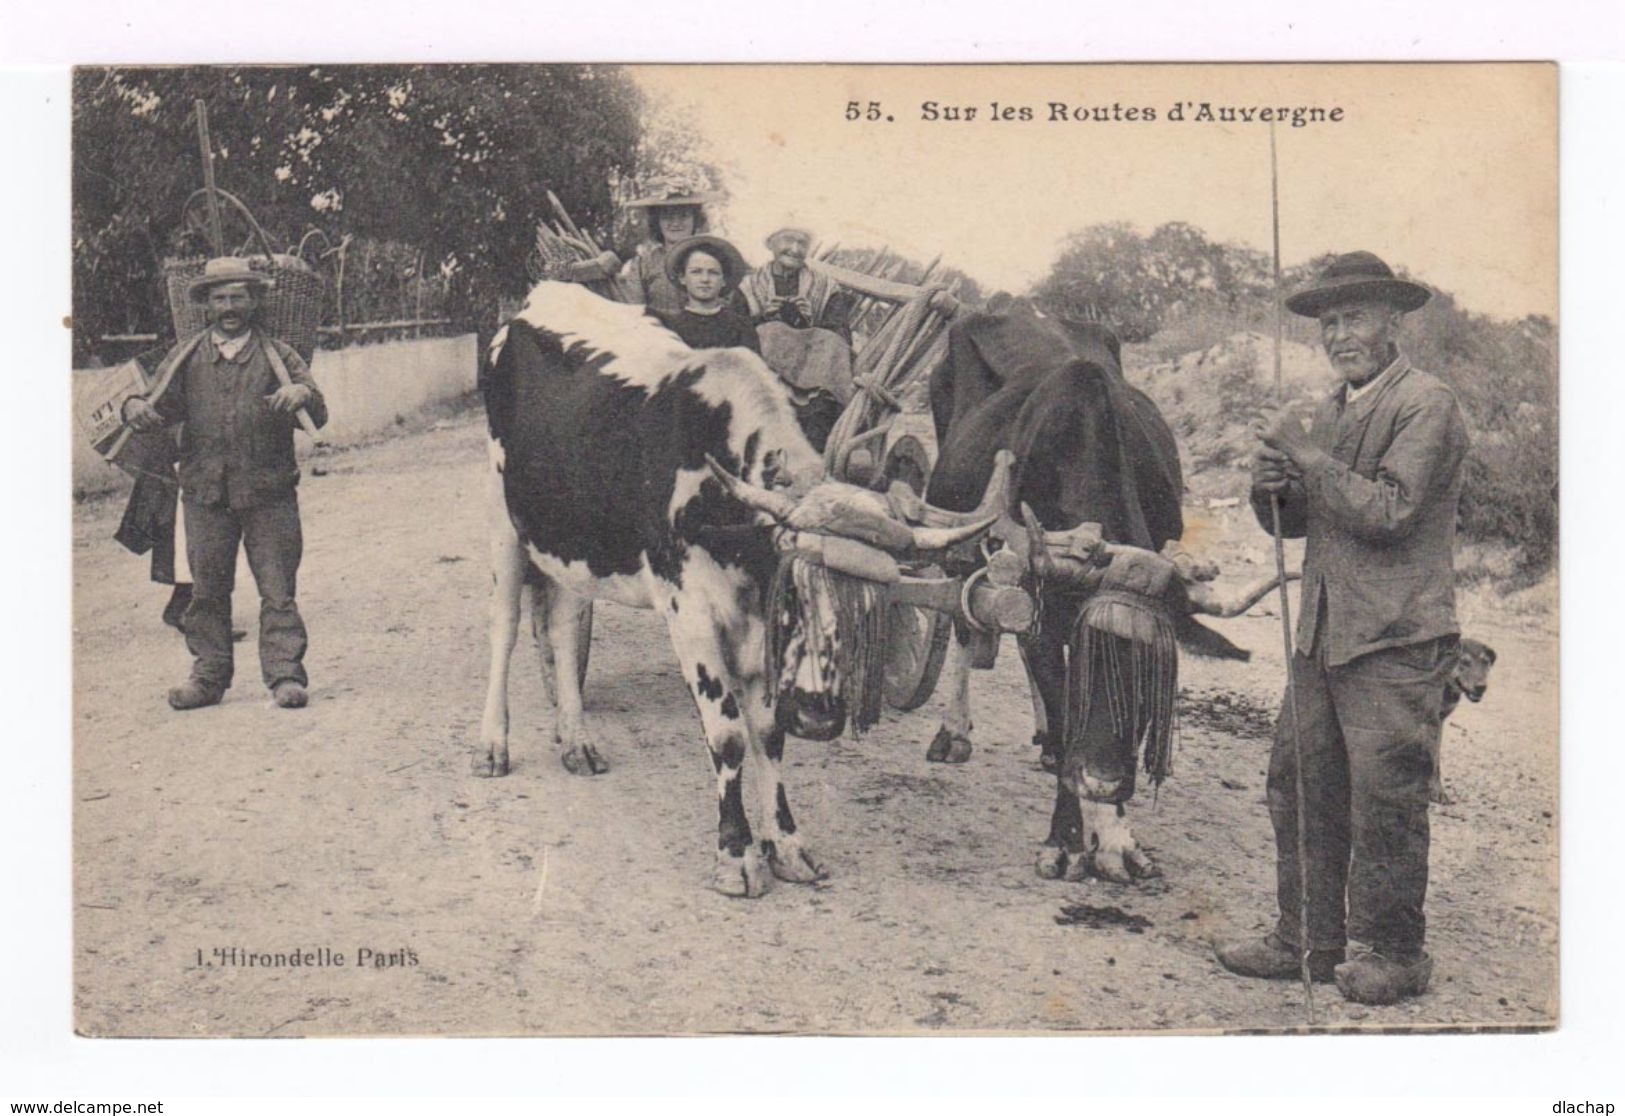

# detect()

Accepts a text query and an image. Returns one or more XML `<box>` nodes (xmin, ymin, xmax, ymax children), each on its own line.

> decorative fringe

<box><xmin>1067</xmin><ymin>588</ymin><xmax>1180</xmax><ymax>788</ymax></box>
<box><xmin>766</xmin><ymin>553</ymin><xmax>889</xmax><ymax>734</ymax></box>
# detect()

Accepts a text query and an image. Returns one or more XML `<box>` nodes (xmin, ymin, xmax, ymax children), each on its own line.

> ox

<box><xmin>921</xmin><ymin>301</ymin><xmax>1284</xmax><ymax>883</ymax></box>
<box><xmin>475</xmin><ymin>281</ymin><xmax>989</xmax><ymax>896</ymax></box>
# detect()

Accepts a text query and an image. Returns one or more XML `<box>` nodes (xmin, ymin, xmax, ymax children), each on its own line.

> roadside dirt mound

<box><xmin>1126</xmin><ymin>332</ymin><xmax>1328</xmax><ymax>500</ymax></box>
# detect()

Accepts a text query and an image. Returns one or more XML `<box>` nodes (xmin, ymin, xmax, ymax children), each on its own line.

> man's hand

<box><xmin>122</xmin><ymin>397</ymin><xmax>165</xmax><ymax>432</ymax></box>
<box><xmin>265</xmin><ymin>383</ymin><xmax>313</xmax><ymax>414</ymax></box>
<box><xmin>1252</xmin><ymin>446</ymin><xmax>1300</xmax><ymax>495</ymax></box>
<box><xmin>1252</xmin><ymin>406</ymin><xmax>1313</xmax><ymax>464</ymax></box>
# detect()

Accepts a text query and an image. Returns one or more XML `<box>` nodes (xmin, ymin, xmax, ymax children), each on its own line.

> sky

<box><xmin>633</xmin><ymin>64</ymin><xmax>1556</xmax><ymax>321</ymax></box>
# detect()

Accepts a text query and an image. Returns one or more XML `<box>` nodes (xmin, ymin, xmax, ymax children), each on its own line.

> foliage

<box><xmin>1088</xmin><ymin>224</ymin><xmax>1559</xmax><ymax>574</ymax></box>
<box><xmin>73</xmin><ymin>65</ymin><xmax>643</xmax><ymax>363</ymax></box>
<box><xmin>603</xmin><ymin>90</ymin><xmax>730</xmax><ymax>257</ymax></box>
<box><xmin>1032</xmin><ymin>221</ymin><xmax>1271</xmax><ymax>342</ymax></box>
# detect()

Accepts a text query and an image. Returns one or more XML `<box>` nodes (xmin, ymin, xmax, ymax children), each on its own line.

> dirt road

<box><xmin>72</xmin><ymin>408</ymin><xmax>1558</xmax><ymax>1035</ymax></box>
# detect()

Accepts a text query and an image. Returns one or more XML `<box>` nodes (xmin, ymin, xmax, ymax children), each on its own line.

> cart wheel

<box><xmin>537</xmin><ymin>600</ymin><xmax>593</xmax><ymax>707</ymax></box>
<box><xmin>879</xmin><ymin>434</ymin><xmax>948</xmax><ymax>710</ymax></box>
<box><xmin>883</xmin><ymin>565</ymin><xmax>951</xmax><ymax>711</ymax></box>
<box><xmin>881</xmin><ymin>434</ymin><xmax>932</xmax><ymax>495</ymax></box>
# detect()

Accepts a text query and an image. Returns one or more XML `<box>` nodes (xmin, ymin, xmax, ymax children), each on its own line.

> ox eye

<box><xmin>762</xmin><ymin>449</ymin><xmax>788</xmax><ymax>489</ymax></box>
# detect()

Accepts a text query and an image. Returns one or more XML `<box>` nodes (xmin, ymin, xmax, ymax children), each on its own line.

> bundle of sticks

<box><xmin>820</xmin><ymin>262</ymin><xmax>958</xmax><ymax>480</ymax></box>
<box><xmin>815</xmin><ymin>244</ymin><xmax>950</xmax><ymax>344</ymax></box>
<box><xmin>531</xmin><ymin>190</ymin><xmax>622</xmax><ymax>299</ymax></box>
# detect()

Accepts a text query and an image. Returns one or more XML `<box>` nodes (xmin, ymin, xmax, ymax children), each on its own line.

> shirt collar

<box><xmin>210</xmin><ymin>329</ymin><xmax>256</xmax><ymax>363</ymax></box>
<box><xmin>1344</xmin><ymin>349</ymin><xmax>1406</xmax><ymax>404</ymax></box>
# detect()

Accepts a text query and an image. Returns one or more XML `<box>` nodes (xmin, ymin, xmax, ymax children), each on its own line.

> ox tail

<box><xmin>1173</xmin><ymin>614</ymin><xmax>1252</xmax><ymax>662</ymax></box>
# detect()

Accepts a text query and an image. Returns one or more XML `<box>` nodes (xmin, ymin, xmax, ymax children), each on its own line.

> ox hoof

<box><xmin>1064</xmin><ymin>852</ymin><xmax>1094</xmax><ymax>883</ymax></box>
<box><xmin>926</xmin><ymin>727</ymin><xmax>974</xmax><ymax>764</ymax></box>
<box><xmin>1429</xmin><ymin>781</ymin><xmax>1452</xmax><ymax>806</ymax></box>
<box><xmin>1086</xmin><ymin>844</ymin><xmax>1162</xmax><ymax>885</ymax></box>
<box><xmin>560</xmin><ymin>744</ymin><xmax>609</xmax><ymax>776</ymax></box>
<box><xmin>766</xmin><ymin>838</ymin><xmax>828</xmax><ymax>884</ymax></box>
<box><xmin>470</xmin><ymin>748</ymin><xmax>510</xmax><ymax>778</ymax></box>
<box><xmin>1035</xmin><ymin>845</ymin><xmax>1067</xmax><ymax>880</ymax></box>
<box><xmin>712</xmin><ymin>846</ymin><xmax>769</xmax><ymax>898</ymax></box>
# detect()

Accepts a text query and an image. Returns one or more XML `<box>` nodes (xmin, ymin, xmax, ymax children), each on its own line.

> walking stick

<box><xmin>1268</xmin><ymin>123</ymin><xmax>1315</xmax><ymax>1025</ymax></box>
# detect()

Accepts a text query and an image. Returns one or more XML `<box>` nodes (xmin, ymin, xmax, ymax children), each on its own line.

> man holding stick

<box><xmin>1216</xmin><ymin>251</ymin><xmax>1471</xmax><ymax>1005</ymax></box>
<box><xmin>123</xmin><ymin>256</ymin><xmax>328</xmax><ymax>712</ymax></box>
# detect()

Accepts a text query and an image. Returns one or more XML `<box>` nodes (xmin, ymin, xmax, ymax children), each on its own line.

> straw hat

<box><xmin>665</xmin><ymin>236</ymin><xmax>749</xmax><ymax>289</ymax></box>
<box><xmin>1284</xmin><ymin>251</ymin><xmax>1431</xmax><ymax>318</ymax></box>
<box><xmin>624</xmin><ymin>189</ymin><xmax>713</xmax><ymax>210</ymax></box>
<box><xmin>187</xmin><ymin>256</ymin><xmax>274</xmax><ymax>303</ymax></box>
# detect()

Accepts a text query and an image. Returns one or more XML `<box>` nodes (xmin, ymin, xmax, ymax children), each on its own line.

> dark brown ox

<box><xmin>920</xmin><ymin>301</ymin><xmax>1290</xmax><ymax>883</ymax></box>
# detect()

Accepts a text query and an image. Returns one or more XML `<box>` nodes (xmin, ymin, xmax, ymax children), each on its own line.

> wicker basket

<box><xmin>162</xmin><ymin>188</ymin><xmax>326</xmax><ymax>363</ymax></box>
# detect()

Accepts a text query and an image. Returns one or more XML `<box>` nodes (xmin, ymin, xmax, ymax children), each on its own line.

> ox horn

<box><xmin>908</xmin><ymin>516</ymin><xmax>999</xmax><ymax>552</ymax></box>
<box><xmin>889</xmin><ymin>450</ymin><xmax>1016</xmax><ymax>529</ymax></box>
<box><xmin>1183</xmin><ymin>570</ymin><xmax>1303</xmax><ymax>618</ymax></box>
<box><xmin>704</xmin><ymin>454</ymin><xmax>796</xmax><ymax>522</ymax></box>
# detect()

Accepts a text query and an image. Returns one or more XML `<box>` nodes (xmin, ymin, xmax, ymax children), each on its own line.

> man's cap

<box><xmin>187</xmin><ymin>256</ymin><xmax>274</xmax><ymax>303</ymax></box>
<box><xmin>1284</xmin><ymin>250</ymin><xmax>1431</xmax><ymax>318</ymax></box>
<box><xmin>665</xmin><ymin>235</ymin><xmax>748</xmax><ymax>288</ymax></box>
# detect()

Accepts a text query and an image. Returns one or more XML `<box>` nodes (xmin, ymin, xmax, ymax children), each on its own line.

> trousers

<box><xmin>182</xmin><ymin>494</ymin><xmax>309</xmax><ymax>690</ymax></box>
<box><xmin>1268</xmin><ymin>635</ymin><xmax>1455</xmax><ymax>956</ymax></box>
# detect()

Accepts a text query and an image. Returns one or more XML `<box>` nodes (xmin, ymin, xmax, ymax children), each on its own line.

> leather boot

<box><xmin>1334</xmin><ymin>949</ymin><xmax>1433</xmax><ymax>1004</ymax></box>
<box><xmin>168</xmin><ymin>679</ymin><xmax>225</xmax><ymax>711</ymax></box>
<box><xmin>1215</xmin><ymin>933</ymin><xmax>1344</xmax><ymax>983</ymax></box>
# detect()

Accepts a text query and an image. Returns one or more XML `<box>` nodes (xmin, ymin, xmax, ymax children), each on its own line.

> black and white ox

<box><xmin>921</xmin><ymin>301</ymin><xmax>1289</xmax><ymax>884</ymax></box>
<box><xmin>475</xmin><ymin>282</ymin><xmax>993</xmax><ymax>896</ymax></box>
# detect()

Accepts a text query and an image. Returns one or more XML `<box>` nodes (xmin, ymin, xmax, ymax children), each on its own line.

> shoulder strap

<box><xmin>261</xmin><ymin>336</ymin><xmax>324</xmax><ymax>442</ymax></box>
<box><xmin>102</xmin><ymin>331</ymin><xmax>208</xmax><ymax>463</ymax></box>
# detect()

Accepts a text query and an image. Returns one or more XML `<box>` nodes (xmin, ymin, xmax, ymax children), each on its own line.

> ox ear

<box><xmin>1174</xmin><ymin>614</ymin><xmax>1251</xmax><ymax>662</ymax></box>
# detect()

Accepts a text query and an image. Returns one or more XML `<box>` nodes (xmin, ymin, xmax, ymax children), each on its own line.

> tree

<box><xmin>73</xmin><ymin>65</ymin><xmax>643</xmax><ymax>362</ymax></box>
<box><xmin>1031</xmin><ymin>221</ymin><xmax>1271</xmax><ymax>342</ymax></box>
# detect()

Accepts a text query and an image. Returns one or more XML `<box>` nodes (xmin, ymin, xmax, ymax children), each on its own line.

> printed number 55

<box><xmin>846</xmin><ymin>101</ymin><xmax>883</xmax><ymax>121</ymax></box>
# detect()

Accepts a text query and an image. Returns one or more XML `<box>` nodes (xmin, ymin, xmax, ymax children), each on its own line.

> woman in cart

<box><xmin>562</xmin><ymin>184</ymin><xmax>712</xmax><ymax>315</ymax></box>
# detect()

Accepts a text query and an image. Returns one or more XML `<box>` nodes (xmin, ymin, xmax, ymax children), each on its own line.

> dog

<box><xmin>1430</xmin><ymin>637</ymin><xmax>1497</xmax><ymax>804</ymax></box>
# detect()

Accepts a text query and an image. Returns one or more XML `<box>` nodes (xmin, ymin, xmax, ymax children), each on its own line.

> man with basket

<box><xmin>122</xmin><ymin>256</ymin><xmax>328</xmax><ymax>712</ymax></box>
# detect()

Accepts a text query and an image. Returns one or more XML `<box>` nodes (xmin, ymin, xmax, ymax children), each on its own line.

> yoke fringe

<box><xmin>1067</xmin><ymin>588</ymin><xmax>1180</xmax><ymax>788</ymax></box>
<box><xmin>766</xmin><ymin>553</ymin><xmax>888</xmax><ymax>734</ymax></box>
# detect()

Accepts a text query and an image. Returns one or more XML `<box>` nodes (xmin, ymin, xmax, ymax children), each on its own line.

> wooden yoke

<box><xmin>779</xmin><ymin>528</ymin><xmax>1036</xmax><ymax>636</ymax></box>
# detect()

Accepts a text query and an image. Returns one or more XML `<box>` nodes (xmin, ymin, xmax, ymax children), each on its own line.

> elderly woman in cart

<box><xmin>736</xmin><ymin>226</ymin><xmax>860</xmax><ymax>452</ymax></box>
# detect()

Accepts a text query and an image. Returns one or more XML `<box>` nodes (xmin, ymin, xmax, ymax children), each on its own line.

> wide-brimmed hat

<box><xmin>665</xmin><ymin>236</ymin><xmax>748</xmax><ymax>289</ymax></box>
<box><xmin>624</xmin><ymin>189</ymin><xmax>713</xmax><ymax>210</ymax></box>
<box><xmin>1284</xmin><ymin>251</ymin><xmax>1431</xmax><ymax>318</ymax></box>
<box><xmin>187</xmin><ymin>256</ymin><xmax>274</xmax><ymax>303</ymax></box>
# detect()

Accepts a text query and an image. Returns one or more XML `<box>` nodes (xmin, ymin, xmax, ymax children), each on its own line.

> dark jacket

<box><xmin>1251</xmin><ymin>355</ymin><xmax>1471</xmax><ymax>666</ymax></box>
<box><xmin>146</xmin><ymin>330</ymin><xmax>328</xmax><ymax>510</ymax></box>
<box><xmin>652</xmin><ymin>304</ymin><xmax>761</xmax><ymax>353</ymax></box>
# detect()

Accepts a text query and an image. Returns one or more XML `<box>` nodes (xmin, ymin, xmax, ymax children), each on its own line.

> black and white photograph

<box><xmin>64</xmin><ymin>62</ymin><xmax>1559</xmax><ymax>1038</ymax></box>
